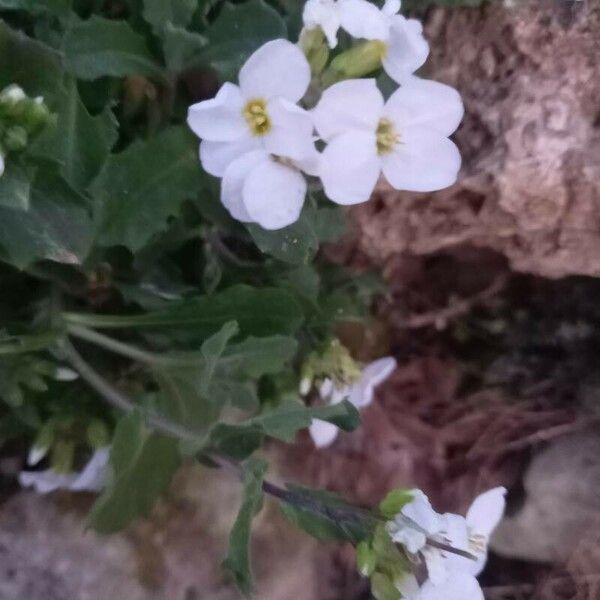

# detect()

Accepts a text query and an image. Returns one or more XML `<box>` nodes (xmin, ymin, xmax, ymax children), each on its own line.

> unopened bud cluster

<box><xmin>0</xmin><ymin>84</ymin><xmax>54</xmax><ymax>176</ymax></box>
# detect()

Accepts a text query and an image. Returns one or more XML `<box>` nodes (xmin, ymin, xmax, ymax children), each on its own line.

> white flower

<box><xmin>314</xmin><ymin>77</ymin><xmax>463</xmax><ymax>204</ymax></box>
<box><xmin>388</xmin><ymin>487</ymin><xmax>507</xmax><ymax>586</ymax></box>
<box><xmin>309</xmin><ymin>356</ymin><xmax>396</xmax><ymax>448</ymax></box>
<box><xmin>414</xmin><ymin>572</ymin><xmax>484</xmax><ymax>600</ymax></box>
<box><xmin>19</xmin><ymin>448</ymin><xmax>110</xmax><ymax>494</ymax></box>
<box><xmin>302</xmin><ymin>0</ymin><xmax>428</xmax><ymax>82</ymax></box>
<box><xmin>187</xmin><ymin>39</ymin><xmax>318</xmax><ymax>230</ymax></box>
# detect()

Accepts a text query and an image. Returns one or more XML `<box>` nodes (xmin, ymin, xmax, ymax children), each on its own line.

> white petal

<box><xmin>264</xmin><ymin>98</ymin><xmax>316</xmax><ymax>161</ymax></box>
<box><xmin>349</xmin><ymin>356</ymin><xmax>396</xmax><ymax>408</ymax></box>
<box><xmin>19</xmin><ymin>448</ymin><xmax>110</xmax><ymax>494</ymax></box>
<box><xmin>19</xmin><ymin>469</ymin><xmax>75</xmax><ymax>494</ymax></box>
<box><xmin>381</xmin><ymin>127</ymin><xmax>461</xmax><ymax>192</ymax></box>
<box><xmin>384</xmin><ymin>77</ymin><xmax>464</xmax><ymax>137</ymax></box>
<box><xmin>389</xmin><ymin>525</ymin><xmax>427</xmax><ymax>555</ymax></box>
<box><xmin>423</xmin><ymin>548</ymin><xmax>449</xmax><ymax>585</ymax></box>
<box><xmin>313</xmin><ymin>79</ymin><xmax>383</xmax><ymax>141</ymax></box>
<box><xmin>338</xmin><ymin>0</ymin><xmax>389</xmax><ymax>40</ymax></box>
<box><xmin>239</xmin><ymin>39</ymin><xmax>311</xmax><ymax>103</ymax></box>
<box><xmin>401</xmin><ymin>490</ymin><xmax>444</xmax><ymax>536</ymax></box>
<box><xmin>27</xmin><ymin>445</ymin><xmax>48</xmax><ymax>467</ymax></box>
<box><xmin>0</xmin><ymin>155</ymin><xmax>4</xmax><ymax>177</ymax></box>
<box><xmin>303</xmin><ymin>0</ymin><xmax>341</xmax><ymax>48</ymax></box>
<box><xmin>331</xmin><ymin>385</ymin><xmax>350</xmax><ymax>404</ymax></box>
<box><xmin>466</xmin><ymin>487</ymin><xmax>507</xmax><ymax>537</ymax></box>
<box><xmin>319</xmin><ymin>378</ymin><xmax>335</xmax><ymax>400</ymax></box>
<box><xmin>417</xmin><ymin>573</ymin><xmax>484</xmax><ymax>600</ymax></box>
<box><xmin>187</xmin><ymin>83</ymin><xmax>248</xmax><ymax>141</ymax></box>
<box><xmin>200</xmin><ymin>138</ymin><xmax>262</xmax><ymax>177</ymax></box>
<box><xmin>242</xmin><ymin>158</ymin><xmax>306</xmax><ymax>229</ymax></box>
<box><xmin>320</xmin><ymin>130</ymin><xmax>380</xmax><ymax>205</ymax></box>
<box><xmin>382</xmin><ymin>0</ymin><xmax>401</xmax><ymax>16</ymax></box>
<box><xmin>53</xmin><ymin>366</ymin><xmax>79</xmax><ymax>381</ymax></box>
<box><xmin>221</xmin><ymin>150</ymin><xmax>267</xmax><ymax>222</ymax></box>
<box><xmin>69</xmin><ymin>448</ymin><xmax>110</xmax><ymax>492</ymax></box>
<box><xmin>382</xmin><ymin>16</ymin><xmax>429</xmax><ymax>84</ymax></box>
<box><xmin>295</xmin><ymin>146</ymin><xmax>322</xmax><ymax>177</ymax></box>
<box><xmin>309</xmin><ymin>418</ymin><xmax>340</xmax><ymax>448</ymax></box>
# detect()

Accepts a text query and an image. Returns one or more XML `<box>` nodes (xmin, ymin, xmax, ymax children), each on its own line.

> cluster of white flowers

<box><xmin>309</xmin><ymin>356</ymin><xmax>396</xmax><ymax>447</ymax></box>
<box><xmin>387</xmin><ymin>487</ymin><xmax>507</xmax><ymax>599</ymax></box>
<box><xmin>187</xmin><ymin>0</ymin><xmax>464</xmax><ymax>230</ymax></box>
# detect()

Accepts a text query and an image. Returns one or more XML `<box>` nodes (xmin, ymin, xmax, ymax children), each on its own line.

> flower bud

<box><xmin>28</xmin><ymin>423</ymin><xmax>55</xmax><ymax>466</ymax></box>
<box><xmin>0</xmin><ymin>84</ymin><xmax>26</xmax><ymax>106</ymax></box>
<box><xmin>87</xmin><ymin>419</ymin><xmax>110</xmax><ymax>449</ymax></box>
<box><xmin>371</xmin><ymin>572</ymin><xmax>400</xmax><ymax>600</ymax></box>
<box><xmin>299</xmin><ymin>27</ymin><xmax>329</xmax><ymax>76</ymax></box>
<box><xmin>4</xmin><ymin>125</ymin><xmax>28</xmax><ymax>151</ymax></box>
<box><xmin>356</xmin><ymin>541</ymin><xmax>377</xmax><ymax>577</ymax></box>
<box><xmin>322</xmin><ymin>40</ymin><xmax>387</xmax><ymax>87</ymax></box>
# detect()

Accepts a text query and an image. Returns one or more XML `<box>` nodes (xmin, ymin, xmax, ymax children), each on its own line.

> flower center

<box><xmin>376</xmin><ymin>118</ymin><xmax>400</xmax><ymax>155</ymax></box>
<box><xmin>243</xmin><ymin>98</ymin><xmax>271</xmax><ymax>136</ymax></box>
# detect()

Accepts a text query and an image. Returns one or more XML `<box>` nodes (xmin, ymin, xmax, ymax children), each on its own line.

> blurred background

<box><xmin>1</xmin><ymin>0</ymin><xmax>599</xmax><ymax>598</ymax></box>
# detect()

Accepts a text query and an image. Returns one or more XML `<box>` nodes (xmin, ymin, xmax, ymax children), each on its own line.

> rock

<box><xmin>492</xmin><ymin>430</ymin><xmax>600</xmax><ymax>563</ymax></box>
<box><xmin>351</xmin><ymin>2</ymin><xmax>600</xmax><ymax>279</ymax></box>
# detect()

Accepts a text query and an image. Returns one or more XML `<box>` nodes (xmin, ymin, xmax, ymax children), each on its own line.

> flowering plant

<box><xmin>0</xmin><ymin>0</ymin><xmax>496</xmax><ymax>597</ymax></box>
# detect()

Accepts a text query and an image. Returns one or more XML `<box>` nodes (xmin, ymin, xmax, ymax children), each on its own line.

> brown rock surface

<box><xmin>352</xmin><ymin>2</ymin><xmax>600</xmax><ymax>278</ymax></box>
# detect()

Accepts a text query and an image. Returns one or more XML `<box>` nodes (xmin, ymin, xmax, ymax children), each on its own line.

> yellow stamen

<box><xmin>243</xmin><ymin>98</ymin><xmax>271</xmax><ymax>136</ymax></box>
<box><xmin>376</xmin><ymin>118</ymin><xmax>400</xmax><ymax>155</ymax></box>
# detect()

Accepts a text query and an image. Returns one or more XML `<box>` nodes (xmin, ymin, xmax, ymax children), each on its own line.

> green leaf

<box><xmin>199</xmin><ymin>0</ymin><xmax>287</xmax><ymax>81</ymax></box>
<box><xmin>0</xmin><ymin>162</ymin><xmax>31</xmax><ymax>210</ymax></box>
<box><xmin>66</xmin><ymin>285</ymin><xmax>304</xmax><ymax>340</ymax></box>
<box><xmin>223</xmin><ymin>458</ymin><xmax>267</xmax><ymax>595</ymax></box>
<box><xmin>0</xmin><ymin>20</ymin><xmax>62</xmax><ymax>96</ymax></box>
<box><xmin>143</xmin><ymin>0</ymin><xmax>197</xmax><ymax>32</ymax></box>
<box><xmin>0</xmin><ymin>329</ymin><xmax>62</xmax><ymax>355</ymax></box>
<box><xmin>207</xmin><ymin>422</ymin><xmax>263</xmax><ymax>461</ymax></box>
<box><xmin>162</xmin><ymin>23</ymin><xmax>208</xmax><ymax>72</ymax></box>
<box><xmin>31</xmin><ymin>79</ymin><xmax>118</xmax><ymax>190</ymax></box>
<box><xmin>222</xmin><ymin>335</ymin><xmax>298</xmax><ymax>377</ymax></box>
<box><xmin>249</xmin><ymin>398</ymin><xmax>360</xmax><ymax>443</ymax></box>
<box><xmin>0</xmin><ymin>169</ymin><xmax>92</xmax><ymax>268</ymax></box>
<box><xmin>279</xmin><ymin>484</ymin><xmax>376</xmax><ymax>544</ymax></box>
<box><xmin>200</xmin><ymin>320</ymin><xmax>239</xmax><ymax>391</ymax></box>
<box><xmin>92</xmin><ymin>126</ymin><xmax>203</xmax><ymax>251</ymax></box>
<box><xmin>64</xmin><ymin>16</ymin><xmax>165</xmax><ymax>81</ymax></box>
<box><xmin>89</xmin><ymin>411</ymin><xmax>181</xmax><ymax>533</ymax></box>
<box><xmin>247</xmin><ymin>209</ymin><xmax>318</xmax><ymax>265</ymax></box>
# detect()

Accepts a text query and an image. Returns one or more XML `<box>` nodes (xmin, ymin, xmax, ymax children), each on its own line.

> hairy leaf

<box><xmin>64</xmin><ymin>16</ymin><xmax>165</xmax><ymax>81</ymax></box>
<box><xmin>223</xmin><ymin>458</ymin><xmax>267</xmax><ymax>595</ymax></box>
<box><xmin>92</xmin><ymin>126</ymin><xmax>203</xmax><ymax>251</ymax></box>
<box><xmin>199</xmin><ymin>0</ymin><xmax>287</xmax><ymax>82</ymax></box>
<box><xmin>89</xmin><ymin>411</ymin><xmax>181</xmax><ymax>533</ymax></box>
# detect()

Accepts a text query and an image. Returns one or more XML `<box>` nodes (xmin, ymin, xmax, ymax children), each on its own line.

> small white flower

<box><xmin>309</xmin><ymin>356</ymin><xmax>396</xmax><ymax>448</ymax></box>
<box><xmin>314</xmin><ymin>77</ymin><xmax>463</xmax><ymax>204</ymax></box>
<box><xmin>302</xmin><ymin>0</ymin><xmax>427</xmax><ymax>82</ymax></box>
<box><xmin>413</xmin><ymin>572</ymin><xmax>484</xmax><ymax>600</ymax></box>
<box><xmin>187</xmin><ymin>39</ymin><xmax>318</xmax><ymax>230</ymax></box>
<box><xmin>19</xmin><ymin>448</ymin><xmax>110</xmax><ymax>494</ymax></box>
<box><xmin>388</xmin><ymin>487</ymin><xmax>507</xmax><ymax>586</ymax></box>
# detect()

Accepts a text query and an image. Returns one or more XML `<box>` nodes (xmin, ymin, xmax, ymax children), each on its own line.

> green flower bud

<box><xmin>379</xmin><ymin>488</ymin><xmax>415</xmax><ymax>520</ymax></box>
<box><xmin>321</xmin><ymin>40</ymin><xmax>387</xmax><ymax>87</ymax></box>
<box><xmin>371</xmin><ymin>572</ymin><xmax>401</xmax><ymax>600</ymax></box>
<box><xmin>51</xmin><ymin>439</ymin><xmax>75</xmax><ymax>475</ymax></box>
<box><xmin>356</xmin><ymin>541</ymin><xmax>377</xmax><ymax>577</ymax></box>
<box><xmin>86</xmin><ymin>419</ymin><xmax>111</xmax><ymax>449</ymax></box>
<box><xmin>22</xmin><ymin>98</ymin><xmax>51</xmax><ymax>132</ymax></box>
<box><xmin>28</xmin><ymin>422</ymin><xmax>56</xmax><ymax>466</ymax></box>
<box><xmin>4</xmin><ymin>125</ymin><xmax>28</xmax><ymax>151</ymax></box>
<box><xmin>300</xmin><ymin>28</ymin><xmax>330</xmax><ymax>76</ymax></box>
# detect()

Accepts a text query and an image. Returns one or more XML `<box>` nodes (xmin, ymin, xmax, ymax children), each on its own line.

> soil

<box><xmin>1</xmin><ymin>2</ymin><xmax>600</xmax><ymax>600</ymax></box>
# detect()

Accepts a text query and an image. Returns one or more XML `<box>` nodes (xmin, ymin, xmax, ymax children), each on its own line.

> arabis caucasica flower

<box><xmin>303</xmin><ymin>0</ymin><xmax>428</xmax><ymax>83</ymax></box>
<box><xmin>309</xmin><ymin>356</ymin><xmax>396</xmax><ymax>447</ymax></box>
<box><xmin>387</xmin><ymin>487</ymin><xmax>506</xmax><ymax>587</ymax></box>
<box><xmin>187</xmin><ymin>39</ymin><xmax>317</xmax><ymax>230</ymax></box>
<box><xmin>19</xmin><ymin>448</ymin><xmax>110</xmax><ymax>494</ymax></box>
<box><xmin>314</xmin><ymin>77</ymin><xmax>464</xmax><ymax>204</ymax></box>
